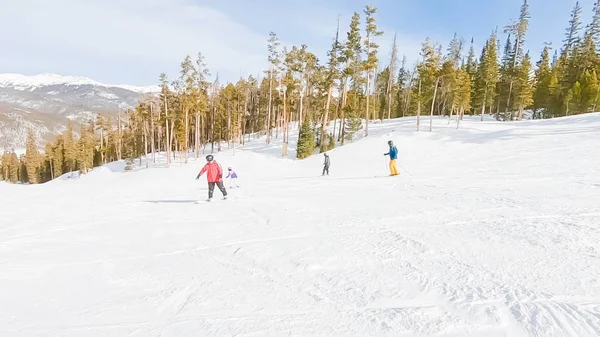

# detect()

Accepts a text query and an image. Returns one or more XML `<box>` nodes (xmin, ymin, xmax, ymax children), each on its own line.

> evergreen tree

<box><xmin>475</xmin><ymin>32</ymin><xmax>500</xmax><ymax>121</ymax></box>
<box><xmin>296</xmin><ymin>122</ymin><xmax>315</xmax><ymax>159</ymax></box>
<box><xmin>465</xmin><ymin>38</ymin><xmax>478</xmax><ymax>113</ymax></box>
<box><xmin>320</xmin><ymin>18</ymin><xmax>342</xmax><ymax>153</ymax></box>
<box><xmin>587</xmin><ymin>1</ymin><xmax>600</xmax><ymax>49</ymax></box>
<box><xmin>77</xmin><ymin>122</ymin><xmax>95</xmax><ymax>174</ymax></box>
<box><xmin>8</xmin><ymin>152</ymin><xmax>18</xmax><ymax>183</ymax></box>
<box><xmin>564</xmin><ymin>1</ymin><xmax>583</xmax><ymax>55</ymax></box>
<box><xmin>363</xmin><ymin>5</ymin><xmax>383</xmax><ymax>136</ymax></box>
<box><xmin>63</xmin><ymin>120</ymin><xmax>77</xmax><ymax>172</ymax></box>
<box><xmin>24</xmin><ymin>130</ymin><xmax>40</xmax><ymax>184</ymax></box>
<box><xmin>266</xmin><ymin>31</ymin><xmax>281</xmax><ymax>145</ymax></box>
<box><xmin>385</xmin><ymin>33</ymin><xmax>399</xmax><ymax>121</ymax></box>
<box><xmin>514</xmin><ymin>53</ymin><xmax>534</xmax><ymax>120</ymax></box>
<box><xmin>454</xmin><ymin>67</ymin><xmax>472</xmax><ymax>125</ymax></box>
<box><xmin>533</xmin><ymin>46</ymin><xmax>552</xmax><ymax>118</ymax></box>
<box><xmin>417</xmin><ymin>38</ymin><xmax>441</xmax><ymax>129</ymax></box>
<box><xmin>340</xmin><ymin>12</ymin><xmax>363</xmax><ymax>144</ymax></box>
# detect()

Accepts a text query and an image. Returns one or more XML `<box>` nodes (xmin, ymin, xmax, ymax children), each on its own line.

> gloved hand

<box><xmin>195</xmin><ymin>174</ymin><xmax>200</xmax><ymax>180</ymax></box>
<box><xmin>219</xmin><ymin>174</ymin><xmax>223</xmax><ymax>179</ymax></box>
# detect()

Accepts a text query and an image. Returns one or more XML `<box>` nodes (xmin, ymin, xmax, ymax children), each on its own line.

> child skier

<box><xmin>226</xmin><ymin>167</ymin><xmax>239</xmax><ymax>188</ymax></box>
<box><xmin>383</xmin><ymin>140</ymin><xmax>399</xmax><ymax>176</ymax></box>
<box><xmin>195</xmin><ymin>155</ymin><xmax>228</xmax><ymax>201</ymax></box>
<box><xmin>322</xmin><ymin>153</ymin><xmax>330</xmax><ymax>176</ymax></box>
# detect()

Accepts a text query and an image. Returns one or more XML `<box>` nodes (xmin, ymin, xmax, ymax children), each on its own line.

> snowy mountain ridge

<box><xmin>0</xmin><ymin>73</ymin><xmax>160</xmax><ymax>93</ymax></box>
<box><xmin>0</xmin><ymin>73</ymin><xmax>159</xmax><ymax>151</ymax></box>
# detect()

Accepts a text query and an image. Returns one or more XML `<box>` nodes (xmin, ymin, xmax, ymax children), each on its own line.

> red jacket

<box><xmin>199</xmin><ymin>161</ymin><xmax>223</xmax><ymax>183</ymax></box>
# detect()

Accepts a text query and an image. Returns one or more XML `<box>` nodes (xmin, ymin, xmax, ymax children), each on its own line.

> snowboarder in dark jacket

<box><xmin>322</xmin><ymin>153</ymin><xmax>330</xmax><ymax>176</ymax></box>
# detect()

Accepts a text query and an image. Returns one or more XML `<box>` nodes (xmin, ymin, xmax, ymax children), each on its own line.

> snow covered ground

<box><xmin>1</xmin><ymin>114</ymin><xmax>599</xmax><ymax>337</ymax></box>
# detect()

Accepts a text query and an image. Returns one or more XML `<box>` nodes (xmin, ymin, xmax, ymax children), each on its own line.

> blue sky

<box><xmin>0</xmin><ymin>0</ymin><xmax>594</xmax><ymax>86</ymax></box>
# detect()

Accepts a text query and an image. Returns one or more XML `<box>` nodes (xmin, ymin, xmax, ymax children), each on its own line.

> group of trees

<box><xmin>3</xmin><ymin>1</ymin><xmax>600</xmax><ymax>184</ymax></box>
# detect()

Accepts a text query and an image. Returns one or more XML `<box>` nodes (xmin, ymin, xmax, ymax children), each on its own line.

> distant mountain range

<box><xmin>0</xmin><ymin>73</ymin><xmax>160</xmax><ymax>151</ymax></box>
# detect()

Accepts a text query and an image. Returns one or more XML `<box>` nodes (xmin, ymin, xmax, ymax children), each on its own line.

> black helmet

<box><xmin>206</xmin><ymin>155</ymin><xmax>214</xmax><ymax>161</ymax></box>
<box><xmin>388</xmin><ymin>140</ymin><xmax>393</xmax><ymax>145</ymax></box>
<box><xmin>324</xmin><ymin>153</ymin><xmax>328</xmax><ymax>156</ymax></box>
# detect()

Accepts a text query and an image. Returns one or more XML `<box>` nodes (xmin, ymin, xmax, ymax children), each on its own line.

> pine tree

<box><xmin>320</xmin><ymin>18</ymin><xmax>342</xmax><ymax>153</ymax></box>
<box><xmin>363</xmin><ymin>5</ymin><xmax>383</xmax><ymax>136</ymax></box>
<box><xmin>266</xmin><ymin>31</ymin><xmax>281</xmax><ymax>145</ymax></box>
<box><xmin>386</xmin><ymin>33</ymin><xmax>399</xmax><ymax>121</ymax></box>
<box><xmin>475</xmin><ymin>32</ymin><xmax>500</xmax><ymax>121</ymax></box>
<box><xmin>77</xmin><ymin>122</ymin><xmax>95</xmax><ymax>174</ymax></box>
<box><xmin>417</xmin><ymin>38</ymin><xmax>441</xmax><ymax>130</ymax></box>
<box><xmin>63</xmin><ymin>120</ymin><xmax>77</xmax><ymax>172</ymax></box>
<box><xmin>533</xmin><ymin>46</ymin><xmax>552</xmax><ymax>118</ymax></box>
<box><xmin>587</xmin><ymin>1</ymin><xmax>600</xmax><ymax>49</ymax></box>
<box><xmin>340</xmin><ymin>12</ymin><xmax>363</xmax><ymax>144</ymax></box>
<box><xmin>454</xmin><ymin>67</ymin><xmax>472</xmax><ymax>127</ymax></box>
<box><xmin>465</xmin><ymin>38</ymin><xmax>478</xmax><ymax>114</ymax></box>
<box><xmin>24</xmin><ymin>130</ymin><xmax>40</xmax><ymax>184</ymax></box>
<box><xmin>564</xmin><ymin>1</ymin><xmax>583</xmax><ymax>55</ymax></box>
<box><xmin>296</xmin><ymin>122</ymin><xmax>315</xmax><ymax>159</ymax></box>
<box><xmin>514</xmin><ymin>53</ymin><xmax>534</xmax><ymax>120</ymax></box>
<box><xmin>8</xmin><ymin>152</ymin><xmax>19</xmax><ymax>183</ymax></box>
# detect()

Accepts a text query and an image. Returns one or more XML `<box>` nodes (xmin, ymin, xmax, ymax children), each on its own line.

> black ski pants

<box><xmin>208</xmin><ymin>181</ymin><xmax>227</xmax><ymax>199</ymax></box>
<box><xmin>322</xmin><ymin>166</ymin><xmax>330</xmax><ymax>176</ymax></box>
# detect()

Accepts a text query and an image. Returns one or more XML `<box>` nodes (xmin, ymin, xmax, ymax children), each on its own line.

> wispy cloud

<box><xmin>0</xmin><ymin>0</ymin><xmax>430</xmax><ymax>85</ymax></box>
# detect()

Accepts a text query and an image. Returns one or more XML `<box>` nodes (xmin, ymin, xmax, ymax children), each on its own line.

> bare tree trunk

<box><xmin>417</xmin><ymin>79</ymin><xmax>422</xmax><ymax>132</ymax></box>
<box><xmin>164</xmin><ymin>94</ymin><xmax>171</xmax><ymax>167</ymax></box>
<box><xmin>481</xmin><ymin>88</ymin><xmax>487</xmax><ymax>121</ymax></box>
<box><xmin>430</xmin><ymin>78</ymin><xmax>441</xmax><ymax>132</ymax></box>
<box><xmin>185</xmin><ymin>107</ymin><xmax>189</xmax><ymax>164</ymax></box>
<box><xmin>144</xmin><ymin>120</ymin><xmax>149</xmax><ymax>168</ymax></box>
<box><xmin>282</xmin><ymin>88</ymin><xmax>288</xmax><ymax>157</ymax></box>
<box><xmin>100</xmin><ymin>127</ymin><xmax>104</xmax><ymax>165</ymax></box>
<box><xmin>266</xmin><ymin>67</ymin><xmax>273</xmax><ymax>144</ymax></box>
<box><xmin>365</xmin><ymin>71</ymin><xmax>370</xmax><ymax>137</ymax></box>
<box><xmin>227</xmin><ymin>101</ymin><xmax>231</xmax><ymax>149</ymax></box>
<box><xmin>195</xmin><ymin>112</ymin><xmax>200</xmax><ymax>158</ymax></box>
<box><xmin>117</xmin><ymin>110</ymin><xmax>122</xmax><ymax>161</ymax></box>
<box><xmin>505</xmin><ymin>80</ymin><xmax>514</xmax><ymax>121</ymax></box>
<box><xmin>321</xmin><ymin>85</ymin><xmax>333</xmax><ymax>152</ymax></box>
<box><xmin>340</xmin><ymin>79</ymin><xmax>349</xmax><ymax>144</ymax></box>
<box><xmin>457</xmin><ymin>106</ymin><xmax>464</xmax><ymax>129</ymax></box>
<box><xmin>157</xmin><ymin>125</ymin><xmax>162</xmax><ymax>162</ymax></box>
<box><xmin>150</xmin><ymin>102</ymin><xmax>156</xmax><ymax>163</ymax></box>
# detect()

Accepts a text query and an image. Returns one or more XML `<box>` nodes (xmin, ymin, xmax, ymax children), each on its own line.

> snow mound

<box><xmin>1</xmin><ymin>113</ymin><xmax>599</xmax><ymax>337</ymax></box>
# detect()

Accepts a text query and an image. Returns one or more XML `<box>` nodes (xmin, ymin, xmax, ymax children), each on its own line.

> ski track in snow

<box><xmin>1</xmin><ymin>115</ymin><xmax>600</xmax><ymax>336</ymax></box>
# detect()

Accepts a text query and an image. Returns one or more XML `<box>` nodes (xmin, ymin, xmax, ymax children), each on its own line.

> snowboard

<box><xmin>197</xmin><ymin>197</ymin><xmax>229</xmax><ymax>204</ymax></box>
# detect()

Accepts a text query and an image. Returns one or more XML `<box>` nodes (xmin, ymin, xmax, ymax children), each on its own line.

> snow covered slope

<box><xmin>1</xmin><ymin>114</ymin><xmax>599</xmax><ymax>337</ymax></box>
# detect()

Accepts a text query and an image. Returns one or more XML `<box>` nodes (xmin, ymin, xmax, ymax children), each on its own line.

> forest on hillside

<box><xmin>2</xmin><ymin>1</ymin><xmax>599</xmax><ymax>184</ymax></box>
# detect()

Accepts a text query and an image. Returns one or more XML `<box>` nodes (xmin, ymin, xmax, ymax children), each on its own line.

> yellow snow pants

<box><xmin>389</xmin><ymin>159</ymin><xmax>399</xmax><ymax>176</ymax></box>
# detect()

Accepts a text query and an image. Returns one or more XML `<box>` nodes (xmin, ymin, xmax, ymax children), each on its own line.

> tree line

<box><xmin>2</xmin><ymin>1</ymin><xmax>599</xmax><ymax>184</ymax></box>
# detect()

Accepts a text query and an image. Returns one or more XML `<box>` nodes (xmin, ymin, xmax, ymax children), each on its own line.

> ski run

<box><xmin>1</xmin><ymin>114</ymin><xmax>599</xmax><ymax>337</ymax></box>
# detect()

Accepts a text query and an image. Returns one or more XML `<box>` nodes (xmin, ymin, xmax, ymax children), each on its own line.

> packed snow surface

<box><xmin>0</xmin><ymin>73</ymin><xmax>160</xmax><ymax>93</ymax></box>
<box><xmin>1</xmin><ymin>114</ymin><xmax>600</xmax><ymax>337</ymax></box>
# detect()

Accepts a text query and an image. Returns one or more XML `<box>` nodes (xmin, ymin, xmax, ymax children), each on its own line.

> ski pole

<box><xmin>398</xmin><ymin>163</ymin><xmax>412</xmax><ymax>176</ymax></box>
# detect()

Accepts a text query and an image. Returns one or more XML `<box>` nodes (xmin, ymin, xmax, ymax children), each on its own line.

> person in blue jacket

<box><xmin>383</xmin><ymin>140</ymin><xmax>399</xmax><ymax>176</ymax></box>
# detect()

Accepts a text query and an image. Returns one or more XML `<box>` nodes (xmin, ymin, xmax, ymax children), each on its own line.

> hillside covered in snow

<box><xmin>0</xmin><ymin>73</ymin><xmax>159</xmax><ymax>151</ymax></box>
<box><xmin>1</xmin><ymin>114</ymin><xmax>599</xmax><ymax>336</ymax></box>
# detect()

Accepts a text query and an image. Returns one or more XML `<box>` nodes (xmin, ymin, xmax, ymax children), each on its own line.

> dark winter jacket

<box><xmin>324</xmin><ymin>156</ymin><xmax>330</xmax><ymax>168</ymax></box>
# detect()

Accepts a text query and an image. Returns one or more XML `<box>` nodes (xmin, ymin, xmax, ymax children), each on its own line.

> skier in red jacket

<box><xmin>196</xmin><ymin>155</ymin><xmax>228</xmax><ymax>201</ymax></box>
